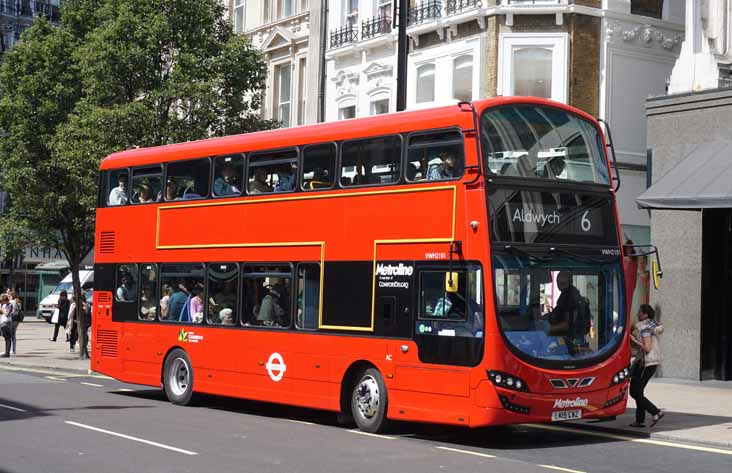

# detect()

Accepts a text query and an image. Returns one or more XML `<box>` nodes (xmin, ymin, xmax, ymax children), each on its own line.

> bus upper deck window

<box><xmin>106</xmin><ymin>169</ymin><xmax>130</xmax><ymax>206</ymax></box>
<box><xmin>247</xmin><ymin>149</ymin><xmax>298</xmax><ymax>195</ymax></box>
<box><xmin>341</xmin><ymin>135</ymin><xmax>401</xmax><ymax>186</ymax></box>
<box><xmin>301</xmin><ymin>144</ymin><xmax>336</xmax><ymax>191</ymax></box>
<box><xmin>165</xmin><ymin>158</ymin><xmax>211</xmax><ymax>201</ymax></box>
<box><xmin>406</xmin><ymin>130</ymin><xmax>464</xmax><ymax>182</ymax></box>
<box><xmin>131</xmin><ymin>166</ymin><xmax>162</xmax><ymax>204</ymax></box>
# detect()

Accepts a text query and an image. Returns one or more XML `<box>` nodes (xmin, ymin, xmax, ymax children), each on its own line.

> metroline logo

<box><xmin>553</xmin><ymin>397</ymin><xmax>589</xmax><ymax>409</ymax></box>
<box><xmin>376</xmin><ymin>263</ymin><xmax>414</xmax><ymax>277</ymax></box>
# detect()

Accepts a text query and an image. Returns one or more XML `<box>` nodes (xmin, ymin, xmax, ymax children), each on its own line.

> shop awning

<box><xmin>34</xmin><ymin>259</ymin><xmax>69</xmax><ymax>271</ymax></box>
<box><xmin>637</xmin><ymin>141</ymin><xmax>732</xmax><ymax>210</ymax></box>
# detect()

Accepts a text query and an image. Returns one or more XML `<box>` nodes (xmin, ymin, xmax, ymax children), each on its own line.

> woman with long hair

<box><xmin>629</xmin><ymin>304</ymin><xmax>665</xmax><ymax>427</ymax></box>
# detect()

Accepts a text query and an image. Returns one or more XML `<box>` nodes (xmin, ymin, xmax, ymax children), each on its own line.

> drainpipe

<box><xmin>318</xmin><ymin>0</ymin><xmax>328</xmax><ymax>122</ymax></box>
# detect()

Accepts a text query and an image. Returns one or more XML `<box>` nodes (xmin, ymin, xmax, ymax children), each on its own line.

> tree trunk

<box><xmin>69</xmin><ymin>261</ymin><xmax>89</xmax><ymax>360</ymax></box>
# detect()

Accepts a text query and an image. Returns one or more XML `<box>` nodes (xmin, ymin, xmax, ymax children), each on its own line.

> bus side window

<box><xmin>241</xmin><ymin>264</ymin><xmax>292</xmax><ymax>328</ymax></box>
<box><xmin>296</xmin><ymin>263</ymin><xmax>320</xmax><ymax>330</ymax></box>
<box><xmin>341</xmin><ymin>135</ymin><xmax>401</xmax><ymax>186</ymax></box>
<box><xmin>139</xmin><ymin>264</ymin><xmax>158</xmax><ymax>321</ymax></box>
<box><xmin>301</xmin><ymin>144</ymin><xmax>336</xmax><ymax>191</ymax></box>
<box><xmin>247</xmin><ymin>149</ymin><xmax>298</xmax><ymax>195</ymax></box>
<box><xmin>131</xmin><ymin>166</ymin><xmax>162</xmax><ymax>204</ymax></box>
<box><xmin>116</xmin><ymin>264</ymin><xmax>138</xmax><ymax>303</ymax></box>
<box><xmin>165</xmin><ymin>158</ymin><xmax>211</xmax><ymax>201</ymax></box>
<box><xmin>207</xmin><ymin>263</ymin><xmax>239</xmax><ymax>325</ymax></box>
<box><xmin>406</xmin><ymin>130</ymin><xmax>464</xmax><ymax>182</ymax></box>
<box><xmin>159</xmin><ymin>263</ymin><xmax>205</xmax><ymax>323</ymax></box>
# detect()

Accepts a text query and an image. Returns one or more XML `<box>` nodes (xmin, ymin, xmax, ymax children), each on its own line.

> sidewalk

<box><xmin>2</xmin><ymin>320</ymin><xmax>731</xmax><ymax>448</ymax></box>
<box><xmin>0</xmin><ymin>318</ymin><xmax>90</xmax><ymax>374</ymax></box>
<box><xmin>568</xmin><ymin>378</ymin><xmax>732</xmax><ymax>448</ymax></box>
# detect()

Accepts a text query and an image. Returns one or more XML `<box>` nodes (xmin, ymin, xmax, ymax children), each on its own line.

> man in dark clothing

<box><xmin>546</xmin><ymin>271</ymin><xmax>583</xmax><ymax>355</ymax></box>
<box><xmin>167</xmin><ymin>284</ymin><xmax>189</xmax><ymax>321</ymax></box>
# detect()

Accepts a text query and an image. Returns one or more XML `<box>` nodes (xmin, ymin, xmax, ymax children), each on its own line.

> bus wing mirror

<box><xmin>652</xmin><ymin>259</ymin><xmax>663</xmax><ymax>290</ymax></box>
<box><xmin>445</xmin><ymin>272</ymin><xmax>459</xmax><ymax>293</ymax></box>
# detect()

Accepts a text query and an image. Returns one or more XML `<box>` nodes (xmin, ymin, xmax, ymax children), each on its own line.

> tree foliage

<box><xmin>0</xmin><ymin>0</ymin><xmax>273</xmax><ymax>358</ymax></box>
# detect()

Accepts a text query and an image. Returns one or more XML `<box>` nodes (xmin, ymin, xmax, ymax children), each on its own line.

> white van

<box><xmin>37</xmin><ymin>270</ymin><xmax>94</xmax><ymax>322</ymax></box>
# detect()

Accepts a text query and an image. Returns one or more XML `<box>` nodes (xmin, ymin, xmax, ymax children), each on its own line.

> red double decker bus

<box><xmin>93</xmin><ymin>97</ymin><xmax>631</xmax><ymax>432</ymax></box>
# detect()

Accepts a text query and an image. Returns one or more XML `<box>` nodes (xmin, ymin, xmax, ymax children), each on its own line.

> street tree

<box><xmin>0</xmin><ymin>0</ymin><xmax>273</xmax><ymax>358</ymax></box>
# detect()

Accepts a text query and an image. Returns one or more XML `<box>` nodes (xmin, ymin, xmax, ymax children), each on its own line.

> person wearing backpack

<box><xmin>9</xmin><ymin>291</ymin><xmax>22</xmax><ymax>355</ymax></box>
<box><xmin>545</xmin><ymin>271</ymin><xmax>589</xmax><ymax>355</ymax></box>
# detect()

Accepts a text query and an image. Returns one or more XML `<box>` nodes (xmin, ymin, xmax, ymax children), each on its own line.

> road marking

<box><xmin>530</xmin><ymin>424</ymin><xmax>732</xmax><ymax>456</ymax></box>
<box><xmin>116</xmin><ymin>388</ymin><xmax>133</xmax><ymax>392</ymax></box>
<box><xmin>65</xmin><ymin>421</ymin><xmax>198</xmax><ymax>456</ymax></box>
<box><xmin>0</xmin><ymin>403</ymin><xmax>27</xmax><ymax>413</ymax></box>
<box><xmin>285</xmin><ymin>419</ymin><xmax>315</xmax><ymax>426</ymax></box>
<box><xmin>539</xmin><ymin>465</ymin><xmax>586</xmax><ymax>473</ymax></box>
<box><xmin>347</xmin><ymin>429</ymin><xmax>396</xmax><ymax>440</ymax></box>
<box><xmin>435</xmin><ymin>446</ymin><xmax>496</xmax><ymax>458</ymax></box>
<box><xmin>45</xmin><ymin>376</ymin><xmax>65</xmax><ymax>381</ymax></box>
<box><xmin>80</xmin><ymin>382</ymin><xmax>104</xmax><ymax>387</ymax></box>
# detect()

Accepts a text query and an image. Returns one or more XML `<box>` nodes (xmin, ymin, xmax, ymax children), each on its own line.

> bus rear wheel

<box><xmin>351</xmin><ymin>368</ymin><xmax>389</xmax><ymax>433</ymax></box>
<box><xmin>163</xmin><ymin>349</ymin><xmax>194</xmax><ymax>406</ymax></box>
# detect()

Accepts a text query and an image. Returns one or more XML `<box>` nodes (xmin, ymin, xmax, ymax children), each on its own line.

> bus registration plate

<box><xmin>551</xmin><ymin>410</ymin><xmax>582</xmax><ymax>421</ymax></box>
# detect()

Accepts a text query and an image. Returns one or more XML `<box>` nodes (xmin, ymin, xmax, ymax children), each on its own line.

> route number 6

<box><xmin>581</xmin><ymin>211</ymin><xmax>591</xmax><ymax>232</ymax></box>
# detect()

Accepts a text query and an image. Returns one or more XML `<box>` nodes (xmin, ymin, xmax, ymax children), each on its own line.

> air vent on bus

<box><xmin>99</xmin><ymin>231</ymin><xmax>116</xmax><ymax>254</ymax></box>
<box><xmin>96</xmin><ymin>292</ymin><xmax>112</xmax><ymax>304</ymax></box>
<box><xmin>96</xmin><ymin>329</ymin><xmax>119</xmax><ymax>358</ymax></box>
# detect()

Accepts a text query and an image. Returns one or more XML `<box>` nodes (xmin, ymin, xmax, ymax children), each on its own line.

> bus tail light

<box><xmin>487</xmin><ymin>370</ymin><xmax>529</xmax><ymax>392</ymax></box>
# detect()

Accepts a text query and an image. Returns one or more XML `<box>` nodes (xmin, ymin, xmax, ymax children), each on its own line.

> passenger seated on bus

<box><xmin>163</xmin><ymin>180</ymin><xmax>178</xmax><ymax>201</ymax></box>
<box><xmin>220</xmin><ymin>308</ymin><xmax>235</xmax><ymax>325</ymax></box>
<box><xmin>159</xmin><ymin>285</ymin><xmax>172</xmax><ymax>319</ymax></box>
<box><xmin>108</xmin><ymin>174</ymin><xmax>128</xmax><ymax>206</ymax></box>
<box><xmin>256</xmin><ymin>278</ymin><xmax>287</xmax><ymax>326</ymax></box>
<box><xmin>249</xmin><ymin>168</ymin><xmax>272</xmax><ymax>194</ymax></box>
<box><xmin>353</xmin><ymin>173</ymin><xmax>368</xmax><ymax>185</ymax></box>
<box><xmin>140</xmin><ymin>286</ymin><xmax>156</xmax><ymax>320</ymax></box>
<box><xmin>136</xmin><ymin>184</ymin><xmax>156</xmax><ymax>204</ymax></box>
<box><xmin>181</xmin><ymin>183</ymin><xmax>202</xmax><ymax>200</ymax></box>
<box><xmin>167</xmin><ymin>283</ymin><xmax>189</xmax><ymax>321</ymax></box>
<box><xmin>308</xmin><ymin>167</ymin><xmax>331</xmax><ymax>189</ymax></box>
<box><xmin>542</xmin><ymin>156</ymin><xmax>566</xmax><ymax>179</ymax></box>
<box><xmin>116</xmin><ymin>274</ymin><xmax>134</xmax><ymax>302</ymax></box>
<box><xmin>275</xmin><ymin>162</ymin><xmax>297</xmax><ymax>192</ymax></box>
<box><xmin>340</xmin><ymin>176</ymin><xmax>352</xmax><ymax>186</ymax></box>
<box><xmin>214</xmin><ymin>163</ymin><xmax>241</xmax><ymax>196</ymax></box>
<box><xmin>427</xmin><ymin>151</ymin><xmax>458</xmax><ymax>181</ymax></box>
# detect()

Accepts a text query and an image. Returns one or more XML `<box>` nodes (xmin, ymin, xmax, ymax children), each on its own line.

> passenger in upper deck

<box><xmin>214</xmin><ymin>163</ymin><xmax>241</xmax><ymax>196</ymax></box>
<box><xmin>108</xmin><ymin>174</ymin><xmax>128</xmax><ymax>206</ymax></box>
<box><xmin>249</xmin><ymin>168</ymin><xmax>272</xmax><ymax>194</ymax></box>
<box><xmin>427</xmin><ymin>151</ymin><xmax>458</xmax><ymax>181</ymax></box>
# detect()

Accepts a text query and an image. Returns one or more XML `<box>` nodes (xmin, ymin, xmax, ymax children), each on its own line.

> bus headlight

<box><xmin>610</xmin><ymin>366</ymin><xmax>630</xmax><ymax>386</ymax></box>
<box><xmin>488</xmin><ymin>370</ymin><xmax>529</xmax><ymax>392</ymax></box>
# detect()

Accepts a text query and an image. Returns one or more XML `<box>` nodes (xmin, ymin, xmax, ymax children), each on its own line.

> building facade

<box><xmin>638</xmin><ymin>0</ymin><xmax>732</xmax><ymax>381</ymax></box>
<box><xmin>324</xmin><ymin>1</ymin><xmax>684</xmax><ymax>250</ymax></box>
<box><xmin>0</xmin><ymin>1</ymin><xmax>60</xmax><ymax>56</ymax></box>
<box><xmin>224</xmin><ymin>0</ymin><xmax>325</xmax><ymax>126</ymax></box>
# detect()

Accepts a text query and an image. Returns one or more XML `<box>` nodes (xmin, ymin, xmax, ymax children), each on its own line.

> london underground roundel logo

<box><xmin>266</xmin><ymin>352</ymin><xmax>287</xmax><ymax>382</ymax></box>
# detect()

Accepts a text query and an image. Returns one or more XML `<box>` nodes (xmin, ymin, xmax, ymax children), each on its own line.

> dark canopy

<box><xmin>637</xmin><ymin>141</ymin><xmax>732</xmax><ymax>210</ymax></box>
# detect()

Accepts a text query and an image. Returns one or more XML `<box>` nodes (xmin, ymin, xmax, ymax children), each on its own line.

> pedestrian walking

<box><xmin>629</xmin><ymin>304</ymin><xmax>665</xmax><ymax>428</ymax></box>
<box><xmin>68</xmin><ymin>294</ymin><xmax>79</xmax><ymax>352</ymax></box>
<box><xmin>9</xmin><ymin>291</ymin><xmax>22</xmax><ymax>354</ymax></box>
<box><xmin>50</xmin><ymin>290</ymin><xmax>70</xmax><ymax>342</ymax></box>
<box><xmin>0</xmin><ymin>294</ymin><xmax>12</xmax><ymax>357</ymax></box>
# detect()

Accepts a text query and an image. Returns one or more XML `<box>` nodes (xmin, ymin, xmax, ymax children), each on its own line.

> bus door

<box><xmin>373</xmin><ymin>260</ymin><xmax>414</xmax><ymax>338</ymax></box>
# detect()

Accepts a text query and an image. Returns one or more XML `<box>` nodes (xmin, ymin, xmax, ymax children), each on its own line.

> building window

<box><xmin>452</xmin><ymin>55</ymin><xmax>473</xmax><ymax>102</ymax></box>
<box><xmin>370</xmin><ymin>98</ymin><xmax>389</xmax><ymax>115</ymax></box>
<box><xmin>279</xmin><ymin>0</ymin><xmax>293</xmax><ymax>19</ymax></box>
<box><xmin>274</xmin><ymin>63</ymin><xmax>292</xmax><ymax>127</ymax></box>
<box><xmin>344</xmin><ymin>0</ymin><xmax>359</xmax><ymax>27</ymax></box>
<box><xmin>513</xmin><ymin>47</ymin><xmax>552</xmax><ymax>98</ymax></box>
<box><xmin>631</xmin><ymin>0</ymin><xmax>663</xmax><ymax>19</ymax></box>
<box><xmin>339</xmin><ymin>105</ymin><xmax>356</xmax><ymax>119</ymax></box>
<box><xmin>374</xmin><ymin>0</ymin><xmax>393</xmax><ymax>17</ymax></box>
<box><xmin>416</xmin><ymin>63</ymin><xmax>435</xmax><ymax>103</ymax></box>
<box><xmin>297</xmin><ymin>58</ymin><xmax>307</xmax><ymax>125</ymax></box>
<box><xmin>233</xmin><ymin>0</ymin><xmax>245</xmax><ymax>33</ymax></box>
<box><xmin>499</xmin><ymin>33</ymin><xmax>568</xmax><ymax>103</ymax></box>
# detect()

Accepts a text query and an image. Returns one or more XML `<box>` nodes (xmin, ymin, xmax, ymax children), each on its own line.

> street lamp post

<box><xmin>396</xmin><ymin>0</ymin><xmax>408</xmax><ymax>111</ymax></box>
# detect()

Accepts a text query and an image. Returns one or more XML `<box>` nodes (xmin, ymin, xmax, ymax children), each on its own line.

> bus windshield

<box><xmin>493</xmin><ymin>254</ymin><xmax>624</xmax><ymax>365</ymax></box>
<box><xmin>481</xmin><ymin>105</ymin><xmax>610</xmax><ymax>186</ymax></box>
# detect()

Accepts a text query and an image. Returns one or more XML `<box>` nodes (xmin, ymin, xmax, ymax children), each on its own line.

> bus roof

<box><xmin>99</xmin><ymin>97</ymin><xmax>597</xmax><ymax>171</ymax></box>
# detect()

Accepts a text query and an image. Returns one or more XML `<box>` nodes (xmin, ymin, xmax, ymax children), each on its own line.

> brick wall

<box><xmin>569</xmin><ymin>14</ymin><xmax>600</xmax><ymax>116</ymax></box>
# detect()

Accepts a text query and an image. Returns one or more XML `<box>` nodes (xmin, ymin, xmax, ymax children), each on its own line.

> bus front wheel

<box><xmin>351</xmin><ymin>368</ymin><xmax>389</xmax><ymax>433</ymax></box>
<box><xmin>163</xmin><ymin>349</ymin><xmax>194</xmax><ymax>406</ymax></box>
